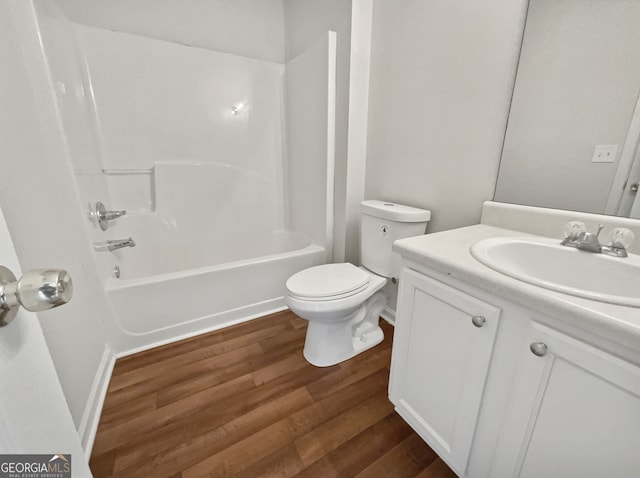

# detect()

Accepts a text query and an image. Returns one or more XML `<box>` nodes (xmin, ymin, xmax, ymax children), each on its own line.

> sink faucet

<box><xmin>561</xmin><ymin>223</ymin><xmax>633</xmax><ymax>258</ymax></box>
<box><xmin>94</xmin><ymin>238</ymin><xmax>136</xmax><ymax>252</ymax></box>
<box><xmin>567</xmin><ymin>224</ymin><xmax>604</xmax><ymax>253</ymax></box>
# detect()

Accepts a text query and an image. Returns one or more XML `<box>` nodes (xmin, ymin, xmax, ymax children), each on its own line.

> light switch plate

<box><xmin>592</xmin><ymin>144</ymin><xmax>618</xmax><ymax>163</ymax></box>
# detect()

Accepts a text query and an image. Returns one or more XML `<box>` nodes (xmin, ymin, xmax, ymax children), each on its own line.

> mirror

<box><xmin>494</xmin><ymin>0</ymin><xmax>640</xmax><ymax>218</ymax></box>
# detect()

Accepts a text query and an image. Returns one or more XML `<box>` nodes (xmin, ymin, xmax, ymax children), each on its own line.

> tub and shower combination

<box><xmin>41</xmin><ymin>12</ymin><xmax>337</xmax><ymax>351</ymax></box>
<box><xmin>106</xmin><ymin>213</ymin><xmax>325</xmax><ymax>345</ymax></box>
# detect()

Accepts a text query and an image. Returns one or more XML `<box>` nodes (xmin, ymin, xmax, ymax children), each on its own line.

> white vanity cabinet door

<box><xmin>491</xmin><ymin>322</ymin><xmax>640</xmax><ymax>478</ymax></box>
<box><xmin>389</xmin><ymin>269</ymin><xmax>501</xmax><ymax>476</ymax></box>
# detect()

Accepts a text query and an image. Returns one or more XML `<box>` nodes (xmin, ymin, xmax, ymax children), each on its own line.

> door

<box><xmin>389</xmin><ymin>269</ymin><xmax>501</xmax><ymax>476</ymax></box>
<box><xmin>0</xmin><ymin>1</ymin><xmax>92</xmax><ymax>476</ymax></box>
<box><xmin>626</xmin><ymin>149</ymin><xmax>640</xmax><ymax>218</ymax></box>
<box><xmin>0</xmin><ymin>207</ymin><xmax>91</xmax><ymax>475</ymax></box>
<box><xmin>615</xmin><ymin>134</ymin><xmax>640</xmax><ymax>218</ymax></box>
<box><xmin>629</xmin><ymin>180</ymin><xmax>640</xmax><ymax>218</ymax></box>
<box><xmin>491</xmin><ymin>321</ymin><xmax>640</xmax><ymax>477</ymax></box>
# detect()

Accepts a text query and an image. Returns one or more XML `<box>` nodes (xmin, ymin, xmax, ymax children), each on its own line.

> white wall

<box><xmin>285</xmin><ymin>32</ymin><xmax>337</xmax><ymax>256</ymax></box>
<box><xmin>284</xmin><ymin>0</ymin><xmax>353</xmax><ymax>261</ymax></box>
<box><xmin>494</xmin><ymin>0</ymin><xmax>640</xmax><ymax>215</ymax></box>
<box><xmin>365</xmin><ymin>0</ymin><xmax>528</xmax><ymax>234</ymax></box>
<box><xmin>54</xmin><ymin>0</ymin><xmax>286</xmax><ymax>62</ymax></box>
<box><xmin>344</xmin><ymin>0</ymin><xmax>373</xmax><ymax>264</ymax></box>
<box><xmin>1</xmin><ymin>0</ymin><xmax>112</xmax><ymax>434</ymax></box>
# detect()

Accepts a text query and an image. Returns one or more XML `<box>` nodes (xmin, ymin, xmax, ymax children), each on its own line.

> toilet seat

<box><xmin>286</xmin><ymin>263</ymin><xmax>370</xmax><ymax>301</ymax></box>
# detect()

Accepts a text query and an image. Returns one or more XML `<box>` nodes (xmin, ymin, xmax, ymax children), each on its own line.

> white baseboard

<box><xmin>78</xmin><ymin>345</ymin><xmax>115</xmax><ymax>457</ymax></box>
<box><xmin>380</xmin><ymin>306</ymin><xmax>396</xmax><ymax>326</ymax></box>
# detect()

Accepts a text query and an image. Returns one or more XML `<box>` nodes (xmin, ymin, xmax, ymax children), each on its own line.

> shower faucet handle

<box><xmin>102</xmin><ymin>210</ymin><xmax>126</xmax><ymax>221</ymax></box>
<box><xmin>89</xmin><ymin>202</ymin><xmax>127</xmax><ymax>231</ymax></box>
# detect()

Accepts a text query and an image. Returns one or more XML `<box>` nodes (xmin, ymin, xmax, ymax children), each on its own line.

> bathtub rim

<box><xmin>106</xmin><ymin>242</ymin><xmax>324</xmax><ymax>290</ymax></box>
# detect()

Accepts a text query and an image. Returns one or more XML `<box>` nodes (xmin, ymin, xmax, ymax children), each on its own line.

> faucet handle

<box><xmin>609</xmin><ymin>228</ymin><xmax>635</xmax><ymax>249</ymax></box>
<box><xmin>89</xmin><ymin>202</ymin><xmax>127</xmax><ymax>231</ymax></box>
<box><xmin>102</xmin><ymin>210</ymin><xmax>126</xmax><ymax>221</ymax></box>
<box><xmin>593</xmin><ymin>224</ymin><xmax>605</xmax><ymax>239</ymax></box>
<box><xmin>563</xmin><ymin>221</ymin><xmax>586</xmax><ymax>240</ymax></box>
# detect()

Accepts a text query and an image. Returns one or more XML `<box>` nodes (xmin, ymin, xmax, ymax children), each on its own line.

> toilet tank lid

<box><xmin>361</xmin><ymin>200</ymin><xmax>431</xmax><ymax>222</ymax></box>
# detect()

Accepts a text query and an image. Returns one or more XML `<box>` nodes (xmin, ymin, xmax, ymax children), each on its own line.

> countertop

<box><xmin>393</xmin><ymin>224</ymin><xmax>640</xmax><ymax>353</ymax></box>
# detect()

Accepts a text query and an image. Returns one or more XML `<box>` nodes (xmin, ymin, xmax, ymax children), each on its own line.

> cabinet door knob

<box><xmin>529</xmin><ymin>342</ymin><xmax>548</xmax><ymax>357</ymax></box>
<box><xmin>471</xmin><ymin>316</ymin><xmax>486</xmax><ymax>327</ymax></box>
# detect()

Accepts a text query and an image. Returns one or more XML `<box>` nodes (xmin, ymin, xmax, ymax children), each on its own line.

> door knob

<box><xmin>529</xmin><ymin>342</ymin><xmax>548</xmax><ymax>357</ymax></box>
<box><xmin>0</xmin><ymin>265</ymin><xmax>73</xmax><ymax>326</ymax></box>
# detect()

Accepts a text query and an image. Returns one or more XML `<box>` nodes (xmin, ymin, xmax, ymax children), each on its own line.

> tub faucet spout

<box><xmin>94</xmin><ymin>238</ymin><xmax>136</xmax><ymax>252</ymax></box>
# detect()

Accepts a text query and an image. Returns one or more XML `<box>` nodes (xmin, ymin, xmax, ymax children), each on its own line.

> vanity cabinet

<box><xmin>491</xmin><ymin>321</ymin><xmax>640</xmax><ymax>478</ymax></box>
<box><xmin>390</xmin><ymin>265</ymin><xmax>640</xmax><ymax>478</ymax></box>
<box><xmin>389</xmin><ymin>269</ymin><xmax>501</xmax><ymax>476</ymax></box>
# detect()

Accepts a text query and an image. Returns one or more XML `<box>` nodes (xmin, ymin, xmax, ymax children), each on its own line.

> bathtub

<box><xmin>103</xmin><ymin>217</ymin><xmax>324</xmax><ymax>351</ymax></box>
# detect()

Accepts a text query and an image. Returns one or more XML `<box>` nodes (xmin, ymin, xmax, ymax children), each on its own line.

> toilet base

<box><xmin>302</xmin><ymin>292</ymin><xmax>386</xmax><ymax>367</ymax></box>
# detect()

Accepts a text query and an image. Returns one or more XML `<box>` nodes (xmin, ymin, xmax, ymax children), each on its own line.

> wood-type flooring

<box><xmin>90</xmin><ymin>310</ymin><xmax>457</xmax><ymax>478</ymax></box>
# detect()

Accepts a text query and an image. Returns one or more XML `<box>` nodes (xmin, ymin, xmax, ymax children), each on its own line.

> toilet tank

<box><xmin>360</xmin><ymin>200</ymin><xmax>431</xmax><ymax>279</ymax></box>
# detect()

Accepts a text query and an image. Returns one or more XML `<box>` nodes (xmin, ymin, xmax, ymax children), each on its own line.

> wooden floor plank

<box><xmin>156</xmin><ymin>337</ymin><xmax>305</xmax><ymax>407</ymax></box>
<box><xmin>108</xmin><ymin>342</ymin><xmax>264</xmax><ymax>393</ymax></box>
<box><xmin>101</xmin><ymin>362</ymin><xmax>328</xmax><ymax>467</ymax></box>
<box><xmin>88</xmin><ymin>451</ymin><xmax>117</xmax><ymax>478</ymax></box>
<box><xmin>98</xmin><ymin>394</ymin><xmax>156</xmax><ymax>430</ymax></box>
<box><xmin>104</xmin><ymin>331</ymin><xmax>306</xmax><ymax>414</ymax></box>
<box><xmin>293</xmin><ymin>411</ymin><xmax>413</xmax><ymax>478</ymax></box>
<box><xmin>232</xmin><ymin>444</ymin><xmax>306</xmax><ymax>478</ymax></box>
<box><xmin>354</xmin><ymin>434</ymin><xmax>440</xmax><ymax>478</ymax></box>
<box><xmin>415</xmin><ymin>458</ymin><xmax>460</xmax><ymax>478</ymax></box>
<box><xmin>107</xmin><ymin>362</ymin><xmax>339</xmax><ymax>475</ymax></box>
<box><xmin>93</xmin><ymin>373</ymin><xmax>257</xmax><ymax>456</ymax></box>
<box><xmin>113</xmin><ymin>317</ymin><xmax>290</xmax><ymax>375</ymax></box>
<box><xmin>294</xmin><ymin>393</ymin><xmax>393</xmax><ymax>466</ymax></box>
<box><xmin>90</xmin><ymin>310</ymin><xmax>456</xmax><ymax>478</ymax></box>
<box><xmin>181</xmin><ymin>369</ymin><xmax>391</xmax><ymax>477</ymax></box>
<box><xmin>305</xmin><ymin>345</ymin><xmax>392</xmax><ymax>401</ymax></box>
<box><xmin>111</xmin><ymin>387</ymin><xmax>315</xmax><ymax>476</ymax></box>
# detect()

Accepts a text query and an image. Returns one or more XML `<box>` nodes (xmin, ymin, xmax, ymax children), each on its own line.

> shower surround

<box><xmin>38</xmin><ymin>2</ymin><xmax>336</xmax><ymax>353</ymax></box>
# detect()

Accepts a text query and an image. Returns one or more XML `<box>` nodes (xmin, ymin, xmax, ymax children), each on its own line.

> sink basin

<box><xmin>470</xmin><ymin>237</ymin><xmax>640</xmax><ymax>308</ymax></box>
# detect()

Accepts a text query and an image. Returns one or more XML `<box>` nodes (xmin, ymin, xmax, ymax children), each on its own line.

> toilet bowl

<box><xmin>285</xmin><ymin>200</ymin><xmax>431</xmax><ymax>367</ymax></box>
<box><xmin>286</xmin><ymin>263</ymin><xmax>387</xmax><ymax>367</ymax></box>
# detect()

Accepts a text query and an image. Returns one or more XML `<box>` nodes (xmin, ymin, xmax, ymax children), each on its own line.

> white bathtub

<box><xmin>103</xmin><ymin>217</ymin><xmax>324</xmax><ymax>351</ymax></box>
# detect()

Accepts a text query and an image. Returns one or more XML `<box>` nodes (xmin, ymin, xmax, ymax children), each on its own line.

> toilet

<box><xmin>285</xmin><ymin>200</ymin><xmax>431</xmax><ymax>367</ymax></box>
